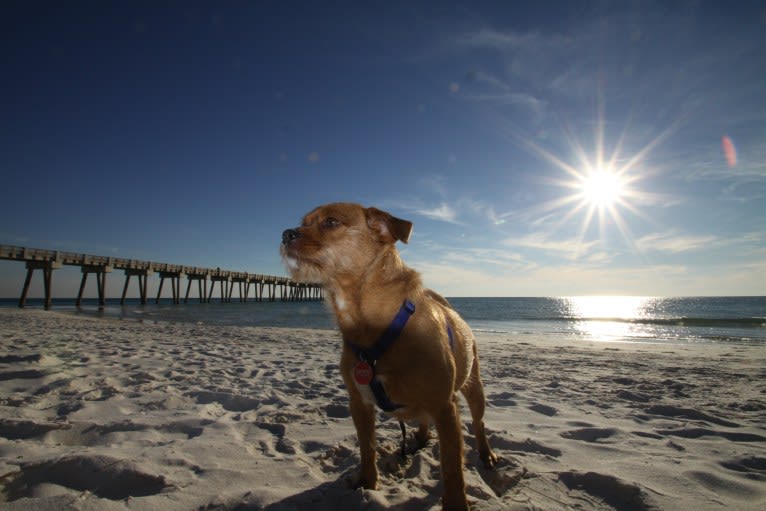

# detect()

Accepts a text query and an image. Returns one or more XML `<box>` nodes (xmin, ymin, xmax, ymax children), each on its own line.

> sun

<box><xmin>559</xmin><ymin>157</ymin><xmax>640</xmax><ymax>242</ymax></box>
<box><xmin>579</xmin><ymin>166</ymin><xmax>626</xmax><ymax>208</ymax></box>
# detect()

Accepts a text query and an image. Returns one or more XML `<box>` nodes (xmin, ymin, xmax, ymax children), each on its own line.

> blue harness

<box><xmin>346</xmin><ymin>299</ymin><xmax>456</xmax><ymax>413</ymax></box>
<box><xmin>346</xmin><ymin>299</ymin><xmax>414</xmax><ymax>412</ymax></box>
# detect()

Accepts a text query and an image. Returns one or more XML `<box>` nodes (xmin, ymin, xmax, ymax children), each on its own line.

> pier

<box><xmin>0</xmin><ymin>244</ymin><xmax>322</xmax><ymax>309</ymax></box>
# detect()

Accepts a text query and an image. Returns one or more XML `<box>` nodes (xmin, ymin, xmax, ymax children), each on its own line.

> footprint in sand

<box><xmin>188</xmin><ymin>390</ymin><xmax>261</xmax><ymax>412</ymax></box>
<box><xmin>644</xmin><ymin>404</ymin><xmax>740</xmax><ymax>427</ymax></box>
<box><xmin>3</xmin><ymin>455</ymin><xmax>166</xmax><ymax>501</ymax></box>
<box><xmin>487</xmin><ymin>391</ymin><xmax>517</xmax><ymax>407</ymax></box>
<box><xmin>0</xmin><ymin>354</ymin><xmax>43</xmax><ymax>364</ymax></box>
<box><xmin>0</xmin><ymin>369</ymin><xmax>48</xmax><ymax>381</ymax></box>
<box><xmin>720</xmin><ymin>455</ymin><xmax>766</xmax><ymax>478</ymax></box>
<box><xmin>252</xmin><ymin>421</ymin><xmax>300</xmax><ymax>455</ymax></box>
<box><xmin>323</xmin><ymin>403</ymin><xmax>350</xmax><ymax>418</ymax></box>
<box><xmin>558</xmin><ymin>471</ymin><xmax>655</xmax><ymax>511</ymax></box>
<box><xmin>479</xmin><ymin>459</ymin><xmax>528</xmax><ymax>498</ymax></box>
<box><xmin>657</xmin><ymin>427</ymin><xmax>766</xmax><ymax>442</ymax></box>
<box><xmin>489</xmin><ymin>435</ymin><xmax>562</xmax><ymax>458</ymax></box>
<box><xmin>528</xmin><ymin>402</ymin><xmax>558</xmax><ymax>417</ymax></box>
<box><xmin>685</xmin><ymin>470</ymin><xmax>764</xmax><ymax>501</ymax></box>
<box><xmin>0</xmin><ymin>419</ymin><xmax>70</xmax><ymax>441</ymax></box>
<box><xmin>560</xmin><ymin>427</ymin><xmax>620</xmax><ymax>443</ymax></box>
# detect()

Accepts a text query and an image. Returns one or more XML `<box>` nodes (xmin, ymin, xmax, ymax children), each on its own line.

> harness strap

<box><xmin>348</xmin><ymin>299</ymin><xmax>416</xmax><ymax>363</ymax></box>
<box><xmin>345</xmin><ymin>300</ymin><xmax>457</xmax><ymax>414</ymax></box>
<box><xmin>346</xmin><ymin>300</ymin><xmax>416</xmax><ymax>412</ymax></box>
<box><xmin>369</xmin><ymin>378</ymin><xmax>402</xmax><ymax>412</ymax></box>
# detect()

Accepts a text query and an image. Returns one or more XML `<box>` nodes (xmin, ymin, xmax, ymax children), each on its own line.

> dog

<box><xmin>281</xmin><ymin>203</ymin><xmax>497</xmax><ymax>511</ymax></box>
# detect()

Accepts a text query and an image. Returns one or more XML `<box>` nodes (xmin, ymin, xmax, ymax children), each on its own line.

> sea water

<box><xmin>450</xmin><ymin>296</ymin><xmax>766</xmax><ymax>345</ymax></box>
<box><xmin>3</xmin><ymin>296</ymin><xmax>764</xmax><ymax>346</ymax></box>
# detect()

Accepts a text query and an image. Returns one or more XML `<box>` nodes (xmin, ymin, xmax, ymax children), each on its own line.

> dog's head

<box><xmin>281</xmin><ymin>203</ymin><xmax>412</xmax><ymax>283</ymax></box>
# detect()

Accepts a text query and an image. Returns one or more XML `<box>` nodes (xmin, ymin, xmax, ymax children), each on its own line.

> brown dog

<box><xmin>281</xmin><ymin>203</ymin><xmax>497</xmax><ymax>510</ymax></box>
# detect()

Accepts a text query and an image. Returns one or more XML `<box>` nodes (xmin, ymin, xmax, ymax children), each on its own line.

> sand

<box><xmin>0</xmin><ymin>308</ymin><xmax>764</xmax><ymax>510</ymax></box>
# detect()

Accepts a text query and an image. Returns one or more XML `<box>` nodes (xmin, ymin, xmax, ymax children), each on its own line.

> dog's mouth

<box><xmin>280</xmin><ymin>241</ymin><xmax>304</xmax><ymax>267</ymax></box>
<box><xmin>280</xmin><ymin>230</ymin><xmax>324</xmax><ymax>282</ymax></box>
<box><xmin>282</xmin><ymin>255</ymin><xmax>323</xmax><ymax>284</ymax></box>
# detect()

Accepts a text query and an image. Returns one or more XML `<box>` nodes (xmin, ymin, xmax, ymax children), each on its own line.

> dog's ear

<box><xmin>365</xmin><ymin>207</ymin><xmax>413</xmax><ymax>244</ymax></box>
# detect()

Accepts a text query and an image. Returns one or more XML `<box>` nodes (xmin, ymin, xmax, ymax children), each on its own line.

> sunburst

<box><xmin>511</xmin><ymin>110</ymin><xmax>678</xmax><ymax>249</ymax></box>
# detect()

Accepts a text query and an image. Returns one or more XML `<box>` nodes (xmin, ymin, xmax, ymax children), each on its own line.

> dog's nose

<box><xmin>282</xmin><ymin>229</ymin><xmax>301</xmax><ymax>245</ymax></box>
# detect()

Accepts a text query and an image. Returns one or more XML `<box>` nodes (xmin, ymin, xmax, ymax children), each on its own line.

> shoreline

<box><xmin>3</xmin><ymin>295</ymin><xmax>765</xmax><ymax>347</ymax></box>
<box><xmin>1</xmin><ymin>308</ymin><xmax>764</xmax><ymax>510</ymax></box>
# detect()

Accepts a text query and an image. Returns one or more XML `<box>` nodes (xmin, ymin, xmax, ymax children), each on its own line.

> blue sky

<box><xmin>2</xmin><ymin>1</ymin><xmax>765</xmax><ymax>298</ymax></box>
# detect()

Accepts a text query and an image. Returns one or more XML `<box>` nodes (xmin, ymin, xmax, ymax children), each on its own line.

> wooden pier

<box><xmin>0</xmin><ymin>244</ymin><xmax>322</xmax><ymax>309</ymax></box>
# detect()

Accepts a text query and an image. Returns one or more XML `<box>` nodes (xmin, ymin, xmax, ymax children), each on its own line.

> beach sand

<box><xmin>1</xmin><ymin>308</ymin><xmax>764</xmax><ymax>510</ymax></box>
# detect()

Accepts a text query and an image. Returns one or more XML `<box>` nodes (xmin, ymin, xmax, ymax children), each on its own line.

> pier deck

<box><xmin>0</xmin><ymin>244</ymin><xmax>320</xmax><ymax>309</ymax></box>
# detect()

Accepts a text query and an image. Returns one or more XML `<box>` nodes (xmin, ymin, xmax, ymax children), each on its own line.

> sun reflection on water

<box><xmin>564</xmin><ymin>296</ymin><xmax>656</xmax><ymax>342</ymax></box>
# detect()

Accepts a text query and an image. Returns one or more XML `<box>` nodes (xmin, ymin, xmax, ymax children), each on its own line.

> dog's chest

<box><xmin>352</xmin><ymin>372</ymin><xmax>379</xmax><ymax>407</ymax></box>
<box><xmin>348</xmin><ymin>365</ymin><xmax>403</xmax><ymax>412</ymax></box>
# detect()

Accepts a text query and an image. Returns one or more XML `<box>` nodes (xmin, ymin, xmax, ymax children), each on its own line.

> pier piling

<box><xmin>209</xmin><ymin>269</ymin><xmax>230</xmax><ymax>303</ymax></box>
<box><xmin>19</xmin><ymin>259</ymin><xmax>62</xmax><ymax>310</ymax></box>
<box><xmin>76</xmin><ymin>264</ymin><xmax>113</xmax><ymax>309</ymax></box>
<box><xmin>122</xmin><ymin>268</ymin><xmax>153</xmax><ymax>305</ymax></box>
<box><xmin>157</xmin><ymin>270</ymin><xmax>184</xmax><ymax>305</ymax></box>
<box><xmin>184</xmin><ymin>270</ymin><xmax>209</xmax><ymax>304</ymax></box>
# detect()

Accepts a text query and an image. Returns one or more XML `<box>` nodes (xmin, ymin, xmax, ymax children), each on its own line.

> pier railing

<box><xmin>0</xmin><ymin>244</ymin><xmax>322</xmax><ymax>309</ymax></box>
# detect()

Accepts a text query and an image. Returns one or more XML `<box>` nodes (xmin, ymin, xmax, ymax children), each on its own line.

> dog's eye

<box><xmin>320</xmin><ymin>217</ymin><xmax>341</xmax><ymax>230</ymax></box>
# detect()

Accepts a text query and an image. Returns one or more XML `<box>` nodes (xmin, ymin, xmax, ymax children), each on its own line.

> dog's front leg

<box><xmin>434</xmin><ymin>398</ymin><xmax>468</xmax><ymax>511</ymax></box>
<box><xmin>349</xmin><ymin>394</ymin><xmax>378</xmax><ymax>489</ymax></box>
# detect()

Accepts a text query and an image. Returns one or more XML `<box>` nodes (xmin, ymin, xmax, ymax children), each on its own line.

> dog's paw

<box><xmin>348</xmin><ymin>471</ymin><xmax>379</xmax><ymax>491</ymax></box>
<box><xmin>480</xmin><ymin>449</ymin><xmax>499</xmax><ymax>470</ymax></box>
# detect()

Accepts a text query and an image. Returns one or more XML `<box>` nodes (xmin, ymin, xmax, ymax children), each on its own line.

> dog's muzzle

<box><xmin>282</xmin><ymin>229</ymin><xmax>301</xmax><ymax>246</ymax></box>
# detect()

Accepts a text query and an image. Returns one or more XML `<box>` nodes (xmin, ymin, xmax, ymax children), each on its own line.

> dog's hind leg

<box><xmin>415</xmin><ymin>420</ymin><xmax>431</xmax><ymax>448</ymax></box>
<box><xmin>434</xmin><ymin>398</ymin><xmax>468</xmax><ymax>511</ymax></box>
<box><xmin>460</xmin><ymin>348</ymin><xmax>498</xmax><ymax>469</ymax></box>
<box><xmin>400</xmin><ymin>420</ymin><xmax>431</xmax><ymax>458</ymax></box>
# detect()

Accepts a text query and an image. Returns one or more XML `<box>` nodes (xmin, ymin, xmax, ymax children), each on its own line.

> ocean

<box><xmin>3</xmin><ymin>296</ymin><xmax>764</xmax><ymax>346</ymax></box>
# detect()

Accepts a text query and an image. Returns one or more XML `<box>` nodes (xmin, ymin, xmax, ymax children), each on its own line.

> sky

<box><xmin>2</xmin><ymin>0</ymin><xmax>765</xmax><ymax>298</ymax></box>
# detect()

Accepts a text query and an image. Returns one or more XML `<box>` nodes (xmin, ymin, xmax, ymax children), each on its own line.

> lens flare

<box><xmin>721</xmin><ymin>135</ymin><xmax>737</xmax><ymax>168</ymax></box>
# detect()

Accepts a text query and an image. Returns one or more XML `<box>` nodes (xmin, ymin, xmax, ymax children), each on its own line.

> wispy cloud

<box><xmin>635</xmin><ymin>231</ymin><xmax>718</xmax><ymax>254</ymax></box>
<box><xmin>443</xmin><ymin>247</ymin><xmax>528</xmax><ymax>267</ymax></box>
<box><xmin>675</xmin><ymin>141</ymin><xmax>766</xmax><ymax>204</ymax></box>
<box><xmin>457</xmin><ymin>27</ymin><xmax>572</xmax><ymax>55</ymax></box>
<box><xmin>417</xmin><ymin>174</ymin><xmax>450</xmax><ymax>199</ymax></box>
<box><xmin>414</xmin><ymin>202</ymin><xmax>461</xmax><ymax>224</ymax></box>
<box><xmin>409</xmin><ymin>257</ymin><xmax>701</xmax><ymax>297</ymax></box>
<box><xmin>466</xmin><ymin>90</ymin><xmax>548</xmax><ymax>120</ymax></box>
<box><xmin>385</xmin><ymin>191</ymin><xmax>505</xmax><ymax>228</ymax></box>
<box><xmin>503</xmin><ymin>232</ymin><xmax>598</xmax><ymax>260</ymax></box>
<box><xmin>452</xmin><ymin>60</ymin><xmax>551</xmax><ymax>122</ymax></box>
<box><xmin>453</xmin><ymin>26</ymin><xmax>596</xmax><ymax>101</ymax></box>
<box><xmin>635</xmin><ymin>229</ymin><xmax>766</xmax><ymax>256</ymax></box>
<box><xmin>463</xmin><ymin>70</ymin><xmax>547</xmax><ymax>113</ymax></box>
<box><xmin>586</xmin><ymin>251</ymin><xmax>614</xmax><ymax>264</ymax></box>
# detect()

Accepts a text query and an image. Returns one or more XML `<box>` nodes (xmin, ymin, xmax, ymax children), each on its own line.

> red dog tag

<box><xmin>354</xmin><ymin>361</ymin><xmax>373</xmax><ymax>385</ymax></box>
